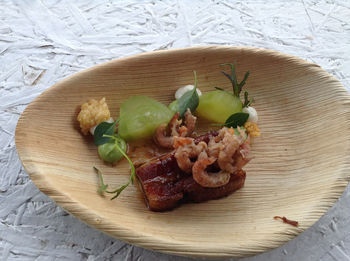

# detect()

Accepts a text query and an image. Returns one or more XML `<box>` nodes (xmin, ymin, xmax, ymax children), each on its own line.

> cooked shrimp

<box><xmin>236</xmin><ymin>126</ymin><xmax>247</xmax><ymax>139</ymax></box>
<box><xmin>192</xmin><ymin>151</ymin><xmax>231</xmax><ymax>188</ymax></box>
<box><xmin>239</xmin><ymin>142</ymin><xmax>251</xmax><ymax>159</ymax></box>
<box><xmin>169</xmin><ymin>112</ymin><xmax>182</xmax><ymax>137</ymax></box>
<box><xmin>154</xmin><ymin>112</ymin><xmax>182</xmax><ymax>148</ymax></box>
<box><xmin>206</xmin><ymin>127</ymin><xmax>228</xmax><ymax>157</ymax></box>
<box><xmin>217</xmin><ymin>130</ymin><xmax>241</xmax><ymax>173</ymax></box>
<box><xmin>173</xmin><ymin>137</ymin><xmax>193</xmax><ymax>149</ymax></box>
<box><xmin>171</xmin><ymin>109</ymin><xmax>196</xmax><ymax>137</ymax></box>
<box><xmin>184</xmin><ymin>108</ymin><xmax>197</xmax><ymax>136</ymax></box>
<box><xmin>174</xmin><ymin>140</ymin><xmax>206</xmax><ymax>173</ymax></box>
<box><xmin>235</xmin><ymin>153</ymin><xmax>251</xmax><ymax>170</ymax></box>
<box><xmin>154</xmin><ymin>123</ymin><xmax>174</xmax><ymax>148</ymax></box>
<box><xmin>178</xmin><ymin>126</ymin><xmax>188</xmax><ymax>137</ymax></box>
<box><xmin>235</xmin><ymin>143</ymin><xmax>252</xmax><ymax>170</ymax></box>
<box><xmin>206</xmin><ymin>127</ymin><xmax>245</xmax><ymax>173</ymax></box>
<box><xmin>207</xmin><ymin>136</ymin><xmax>223</xmax><ymax>158</ymax></box>
<box><xmin>155</xmin><ymin>110</ymin><xmax>197</xmax><ymax>148</ymax></box>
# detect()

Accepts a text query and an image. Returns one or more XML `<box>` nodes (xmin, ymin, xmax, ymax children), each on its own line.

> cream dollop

<box><xmin>242</xmin><ymin>106</ymin><xmax>258</xmax><ymax>123</ymax></box>
<box><xmin>175</xmin><ymin>85</ymin><xmax>202</xmax><ymax>100</ymax></box>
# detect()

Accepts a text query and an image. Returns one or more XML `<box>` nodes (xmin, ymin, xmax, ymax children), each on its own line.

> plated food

<box><xmin>16</xmin><ymin>46</ymin><xmax>350</xmax><ymax>258</ymax></box>
<box><xmin>77</xmin><ymin>63</ymin><xmax>260</xmax><ymax>211</ymax></box>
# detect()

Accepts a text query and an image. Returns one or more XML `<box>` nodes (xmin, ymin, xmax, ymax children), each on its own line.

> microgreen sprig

<box><xmin>214</xmin><ymin>62</ymin><xmax>252</xmax><ymax>127</ymax></box>
<box><xmin>94</xmin><ymin>166</ymin><xmax>131</xmax><ymax>199</ymax></box>
<box><xmin>93</xmin><ymin>134</ymin><xmax>136</xmax><ymax>199</ymax></box>
<box><xmin>220</xmin><ymin>63</ymin><xmax>250</xmax><ymax>97</ymax></box>
<box><xmin>243</xmin><ymin>91</ymin><xmax>254</xmax><ymax>108</ymax></box>
<box><xmin>214</xmin><ymin>86</ymin><xmax>232</xmax><ymax>95</ymax></box>
<box><xmin>94</xmin><ymin>166</ymin><xmax>109</xmax><ymax>193</ymax></box>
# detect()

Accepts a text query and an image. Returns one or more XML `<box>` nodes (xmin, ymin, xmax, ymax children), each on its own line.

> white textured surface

<box><xmin>1</xmin><ymin>0</ymin><xmax>350</xmax><ymax>260</ymax></box>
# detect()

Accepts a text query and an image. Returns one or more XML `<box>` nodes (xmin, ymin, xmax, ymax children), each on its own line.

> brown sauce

<box><xmin>274</xmin><ymin>216</ymin><xmax>299</xmax><ymax>227</ymax></box>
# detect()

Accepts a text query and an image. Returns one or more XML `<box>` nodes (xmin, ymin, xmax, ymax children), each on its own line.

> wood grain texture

<box><xmin>15</xmin><ymin>46</ymin><xmax>350</xmax><ymax>258</ymax></box>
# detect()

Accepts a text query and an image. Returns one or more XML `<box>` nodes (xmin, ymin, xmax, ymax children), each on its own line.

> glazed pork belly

<box><xmin>136</xmin><ymin>132</ymin><xmax>247</xmax><ymax>211</ymax></box>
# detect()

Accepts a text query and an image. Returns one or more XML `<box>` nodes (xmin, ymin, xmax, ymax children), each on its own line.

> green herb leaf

<box><xmin>220</xmin><ymin>63</ymin><xmax>250</xmax><ymax>97</ymax></box>
<box><xmin>224</xmin><ymin>112</ymin><xmax>249</xmax><ymax>128</ymax></box>
<box><xmin>214</xmin><ymin>86</ymin><xmax>225</xmax><ymax>91</ymax></box>
<box><xmin>178</xmin><ymin>71</ymin><xmax>199</xmax><ymax>118</ymax></box>
<box><xmin>94</xmin><ymin>166</ymin><xmax>129</xmax><ymax>199</ymax></box>
<box><xmin>239</xmin><ymin>71</ymin><xmax>250</xmax><ymax>88</ymax></box>
<box><xmin>221</xmin><ymin>71</ymin><xmax>232</xmax><ymax>83</ymax></box>
<box><xmin>243</xmin><ymin>91</ymin><xmax>254</xmax><ymax>108</ymax></box>
<box><xmin>214</xmin><ymin>86</ymin><xmax>234</xmax><ymax>95</ymax></box>
<box><xmin>110</xmin><ymin>183</ymin><xmax>130</xmax><ymax>200</ymax></box>
<box><xmin>94</xmin><ymin>120</ymin><xmax>118</xmax><ymax>146</ymax></box>
<box><xmin>93</xmin><ymin>166</ymin><xmax>109</xmax><ymax>193</ymax></box>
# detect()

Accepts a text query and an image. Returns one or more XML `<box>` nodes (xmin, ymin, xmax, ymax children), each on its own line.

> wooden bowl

<box><xmin>15</xmin><ymin>46</ymin><xmax>350</xmax><ymax>259</ymax></box>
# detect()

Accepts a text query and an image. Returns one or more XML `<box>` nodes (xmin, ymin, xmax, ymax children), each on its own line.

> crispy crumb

<box><xmin>244</xmin><ymin>121</ymin><xmax>260</xmax><ymax>137</ymax></box>
<box><xmin>77</xmin><ymin>97</ymin><xmax>111</xmax><ymax>135</ymax></box>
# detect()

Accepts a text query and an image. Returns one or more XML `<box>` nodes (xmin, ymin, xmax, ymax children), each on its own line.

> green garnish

<box><xmin>214</xmin><ymin>86</ymin><xmax>232</xmax><ymax>95</ymax></box>
<box><xmin>94</xmin><ymin>134</ymin><xmax>136</xmax><ymax>199</ymax></box>
<box><xmin>94</xmin><ymin>166</ymin><xmax>108</xmax><ymax>193</ymax></box>
<box><xmin>220</xmin><ymin>63</ymin><xmax>250</xmax><ymax>97</ymax></box>
<box><xmin>94</xmin><ymin>120</ymin><xmax>118</xmax><ymax>146</ymax></box>
<box><xmin>211</xmin><ymin>112</ymin><xmax>249</xmax><ymax>128</ymax></box>
<box><xmin>243</xmin><ymin>91</ymin><xmax>254</xmax><ymax>108</ymax></box>
<box><xmin>216</xmin><ymin>63</ymin><xmax>252</xmax><ymax>126</ymax></box>
<box><xmin>178</xmin><ymin>71</ymin><xmax>199</xmax><ymax>118</ymax></box>
<box><xmin>234</xmin><ymin>126</ymin><xmax>247</xmax><ymax>136</ymax></box>
<box><xmin>94</xmin><ymin>166</ymin><xmax>130</xmax><ymax>199</ymax></box>
<box><xmin>224</xmin><ymin>112</ymin><xmax>249</xmax><ymax>128</ymax></box>
<box><xmin>118</xmin><ymin>96</ymin><xmax>173</xmax><ymax>141</ymax></box>
<box><xmin>98</xmin><ymin>135</ymin><xmax>127</xmax><ymax>163</ymax></box>
<box><xmin>168</xmin><ymin>99</ymin><xmax>179</xmax><ymax>113</ymax></box>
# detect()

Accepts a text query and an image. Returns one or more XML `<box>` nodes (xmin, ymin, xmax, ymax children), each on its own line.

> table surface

<box><xmin>1</xmin><ymin>1</ymin><xmax>350</xmax><ymax>260</ymax></box>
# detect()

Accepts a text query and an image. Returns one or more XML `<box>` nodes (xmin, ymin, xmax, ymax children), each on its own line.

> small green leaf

<box><xmin>178</xmin><ymin>71</ymin><xmax>199</xmax><ymax>118</ymax></box>
<box><xmin>94</xmin><ymin>120</ymin><xmax>118</xmax><ymax>146</ymax></box>
<box><xmin>224</xmin><ymin>112</ymin><xmax>249</xmax><ymax>128</ymax></box>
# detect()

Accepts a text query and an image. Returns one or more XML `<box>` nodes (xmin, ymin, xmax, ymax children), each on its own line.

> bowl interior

<box><xmin>15</xmin><ymin>46</ymin><xmax>350</xmax><ymax>258</ymax></box>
